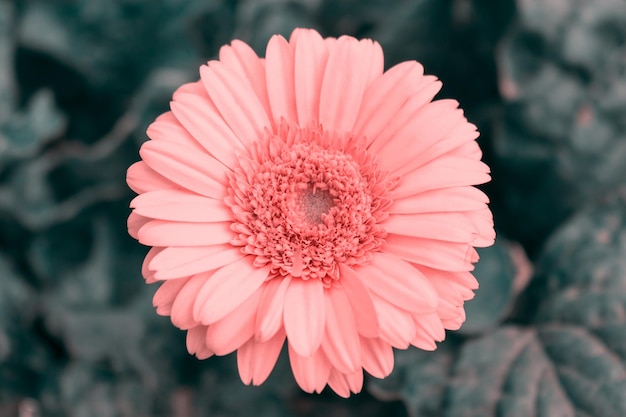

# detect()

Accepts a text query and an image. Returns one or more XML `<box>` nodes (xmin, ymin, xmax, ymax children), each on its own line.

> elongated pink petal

<box><xmin>128</xmin><ymin>212</ymin><xmax>150</xmax><ymax>240</ymax></box>
<box><xmin>327</xmin><ymin>369</ymin><xmax>364</xmax><ymax>398</ymax></box>
<box><xmin>384</xmin><ymin>212</ymin><xmax>476</xmax><ymax>243</ymax></box>
<box><xmin>338</xmin><ymin>264</ymin><xmax>379</xmax><ymax>337</ymax></box>
<box><xmin>384</xmin><ymin>234</ymin><xmax>477</xmax><ymax>271</ymax></box>
<box><xmin>219</xmin><ymin>40</ymin><xmax>273</xmax><ymax>122</ymax></box>
<box><xmin>375</xmin><ymin>101</ymin><xmax>463</xmax><ymax>173</ymax></box>
<box><xmin>201</xmin><ymin>61</ymin><xmax>271</xmax><ymax>143</ymax></box>
<box><xmin>138</xmin><ymin>220</ymin><xmax>232</xmax><ymax>247</ymax></box>
<box><xmin>205</xmin><ymin>285</ymin><xmax>263</xmax><ymax>355</ymax></box>
<box><xmin>359</xmin><ymin>253</ymin><xmax>438</xmax><ymax>313</ymax></box>
<box><xmin>131</xmin><ymin>189</ymin><xmax>233</xmax><ymax>223</ymax></box>
<box><xmin>353</xmin><ymin>61</ymin><xmax>424</xmax><ymax>141</ymax></box>
<box><xmin>186</xmin><ymin>326</ymin><xmax>213</xmax><ymax>359</ymax></box>
<box><xmin>414</xmin><ymin>313</ymin><xmax>446</xmax><ymax>342</ymax></box>
<box><xmin>172</xmin><ymin>81</ymin><xmax>208</xmax><ymax>99</ymax></box>
<box><xmin>319</xmin><ymin>36</ymin><xmax>371</xmax><ymax>133</ymax></box>
<box><xmin>284</xmin><ymin>278</ymin><xmax>325</xmax><ymax>357</ymax></box>
<box><xmin>321</xmin><ymin>287</ymin><xmax>361</xmax><ymax>373</ymax></box>
<box><xmin>141</xmin><ymin>246</ymin><xmax>163</xmax><ymax>284</ymax></box>
<box><xmin>170</xmin><ymin>93</ymin><xmax>243</xmax><ymax>167</ymax></box>
<box><xmin>367</xmin><ymin>76</ymin><xmax>442</xmax><ymax>150</ymax></box>
<box><xmin>256</xmin><ymin>277</ymin><xmax>292</xmax><ymax>342</ymax></box>
<box><xmin>127</xmin><ymin>161</ymin><xmax>176</xmax><ymax>194</ymax></box>
<box><xmin>170</xmin><ymin>274</ymin><xmax>206</xmax><ymax>329</ymax></box>
<box><xmin>288</xmin><ymin>345</ymin><xmax>331</xmax><ymax>394</ymax></box>
<box><xmin>411</xmin><ymin>333</ymin><xmax>437</xmax><ymax>351</ymax></box>
<box><xmin>238</xmin><ymin>328</ymin><xmax>285</xmax><ymax>385</ymax></box>
<box><xmin>360</xmin><ymin>336</ymin><xmax>394</xmax><ymax>378</ymax></box>
<box><xmin>151</xmin><ymin>245</ymin><xmax>244</xmax><ymax>280</ymax></box>
<box><xmin>193</xmin><ymin>259</ymin><xmax>270</xmax><ymax>324</ymax></box>
<box><xmin>466</xmin><ymin>208</ymin><xmax>496</xmax><ymax>247</ymax></box>
<box><xmin>139</xmin><ymin>140</ymin><xmax>228</xmax><ymax>199</ymax></box>
<box><xmin>147</xmin><ymin>111</ymin><xmax>206</xmax><ymax>153</ymax></box>
<box><xmin>393</xmin><ymin>120</ymin><xmax>480</xmax><ymax>177</ymax></box>
<box><xmin>390</xmin><ymin>186</ymin><xmax>488</xmax><ymax>215</ymax></box>
<box><xmin>266</xmin><ymin>35</ymin><xmax>296</xmax><ymax>125</ymax></box>
<box><xmin>153</xmin><ymin>277</ymin><xmax>190</xmax><ymax>316</ymax></box>
<box><xmin>371</xmin><ymin>293</ymin><xmax>416</xmax><ymax>349</ymax></box>
<box><xmin>392</xmin><ymin>156</ymin><xmax>491</xmax><ymax>199</ymax></box>
<box><xmin>293</xmin><ymin>28</ymin><xmax>329</xmax><ymax>127</ymax></box>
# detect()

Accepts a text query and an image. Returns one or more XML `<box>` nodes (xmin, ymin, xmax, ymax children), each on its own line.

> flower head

<box><xmin>127</xmin><ymin>28</ymin><xmax>494</xmax><ymax>397</ymax></box>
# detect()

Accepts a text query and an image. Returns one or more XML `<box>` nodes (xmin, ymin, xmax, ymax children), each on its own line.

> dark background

<box><xmin>1</xmin><ymin>0</ymin><xmax>626</xmax><ymax>416</ymax></box>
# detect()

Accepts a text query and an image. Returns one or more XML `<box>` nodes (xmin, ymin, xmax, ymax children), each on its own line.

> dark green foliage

<box><xmin>1</xmin><ymin>0</ymin><xmax>625</xmax><ymax>415</ymax></box>
<box><xmin>493</xmin><ymin>0</ymin><xmax>626</xmax><ymax>249</ymax></box>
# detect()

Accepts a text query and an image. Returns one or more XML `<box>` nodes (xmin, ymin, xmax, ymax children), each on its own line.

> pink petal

<box><xmin>321</xmin><ymin>286</ymin><xmax>361</xmax><ymax>374</ymax></box>
<box><xmin>151</xmin><ymin>245</ymin><xmax>245</xmax><ymax>280</ymax></box>
<box><xmin>327</xmin><ymin>369</ymin><xmax>363</xmax><ymax>398</ymax></box>
<box><xmin>200</xmin><ymin>61</ymin><xmax>271</xmax><ymax>144</ymax></box>
<box><xmin>288</xmin><ymin>345</ymin><xmax>331</xmax><ymax>394</ymax></box>
<box><xmin>128</xmin><ymin>212</ymin><xmax>150</xmax><ymax>240</ymax></box>
<box><xmin>131</xmin><ymin>189</ymin><xmax>233</xmax><ymax>223</ymax></box>
<box><xmin>414</xmin><ymin>313</ymin><xmax>446</xmax><ymax>342</ymax></box>
<box><xmin>238</xmin><ymin>328</ymin><xmax>285</xmax><ymax>385</ymax></box>
<box><xmin>141</xmin><ymin>246</ymin><xmax>162</xmax><ymax>284</ymax></box>
<box><xmin>193</xmin><ymin>259</ymin><xmax>270</xmax><ymax>325</ymax></box>
<box><xmin>137</xmin><ymin>220</ymin><xmax>233</xmax><ymax>247</ymax></box>
<box><xmin>319</xmin><ymin>36</ymin><xmax>372</xmax><ymax>133</ymax></box>
<box><xmin>358</xmin><ymin>253</ymin><xmax>438</xmax><ymax>313</ymax></box>
<box><xmin>371</xmin><ymin>293</ymin><xmax>416</xmax><ymax>349</ymax></box>
<box><xmin>384</xmin><ymin>212</ymin><xmax>476</xmax><ymax>243</ymax></box>
<box><xmin>384</xmin><ymin>235</ymin><xmax>477</xmax><ymax>272</ymax></box>
<box><xmin>363</xmin><ymin>39</ymin><xmax>384</xmax><ymax>85</ymax></box>
<box><xmin>392</xmin><ymin>155</ymin><xmax>491</xmax><ymax>199</ymax></box>
<box><xmin>256</xmin><ymin>277</ymin><xmax>292</xmax><ymax>342</ymax></box>
<box><xmin>139</xmin><ymin>140</ymin><xmax>228</xmax><ymax>199</ymax></box>
<box><xmin>441</xmin><ymin>307</ymin><xmax>466</xmax><ymax>330</ymax></box>
<box><xmin>393</xmin><ymin>120</ymin><xmax>480</xmax><ymax>177</ymax></box>
<box><xmin>172</xmin><ymin>81</ymin><xmax>209</xmax><ymax>99</ymax></box>
<box><xmin>152</xmin><ymin>277</ymin><xmax>190</xmax><ymax>316</ymax></box>
<box><xmin>367</xmin><ymin>76</ymin><xmax>442</xmax><ymax>150</ymax></box>
<box><xmin>170</xmin><ymin>274</ymin><xmax>206</xmax><ymax>329</ymax></box>
<box><xmin>284</xmin><ymin>278</ymin><xmax>325</xmax><ymax>357</ymax></box>
<box><xmin>219</xmin><ymin>40</ymin><xmax>273</xmax><ymax>123</ymax></box>
<box><xmin>466</xmin><ymin>208</ymin><xmax>496</xmax><ymax>247</ymax></box>
<box><xmin>293</xmin><ymin>28</ymin><xmax>329</xmax><ymax>127</ymax></box>
<box><xmin>338</xmin><ymin>264</ymin><xmax>379</xmax><ymax>338</ymax></box>
<box><xmin>186</xmin><ymin>326</ymin><xmax>213</xmax><ymax>359</ymax></box>
<box><xmin>410</xmin><ymin>333</ymin><xmax>437</xmax><ymax>351</ymax></box>
<box><xmin>170</xmin><ymin>93</ymin><xmax>243</xmax><ymax>167</ymax></box>
<box><xmin>353</xmin><ymin>60</ymin><xmax>424</xmax><ymax>143</ymax></box>
<box><xmin>375</xmin><ymin>101</ymin><xmax>465</xmax><ymax>174</ymax></box>
<box><xmin>205</xmin><ymin>284</ymin><xmax>263</xmax><ymax>355</ymax></box>
<box><xmin>414</xmin><ymin>265</ymin><xmax>479</xmax><ymax>290</ymax></box>
<box><xmin>390</xmin><ymin>186</ymin><xmax>489</xmax><ymax>215</ymax></box>
<box><xmin>146</xmin><ymin>111</ymin><xmax>206</xmax><ymax>153</ymax></box>
<box><xmin>127</xmin><ymin>161</ymin><xmax>176</xmax><ymax>194</ymax></box>
<box><xmin>265</xmin><ymin>35</ymin><xmax>297</xmax><ymax>125</ymax></box>
<box><xmin>360</xmin><ymin>337</ymin><xmax>394</xmax><ymax>378</ymax></box>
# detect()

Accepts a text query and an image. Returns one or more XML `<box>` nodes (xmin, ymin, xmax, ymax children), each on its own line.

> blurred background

<box><xmin>1</xmin><ymin>0</ymin><xmax>626</xmax><ymax>416</ymax></box>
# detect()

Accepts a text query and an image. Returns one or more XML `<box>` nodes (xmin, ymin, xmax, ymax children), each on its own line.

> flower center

<box><xmin>297</xmin><ymin>185</ymin><xmax>335</xmax><ymax>225</ymax></box>
<box><xmin>226</xmin><ymin>122</ymin><xmax>394</xmax><ymax>287</ymax></box>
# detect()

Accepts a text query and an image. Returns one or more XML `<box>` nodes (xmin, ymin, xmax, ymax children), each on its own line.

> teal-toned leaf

<box><xmin>461</xmin><ymin>239</ymin><xmax>531</xmax><ymax>335</ymax></box>
<box><xmin>368</xmin><ymin>343</ymin><xmax>455</xmax><ymax>417</ymax></box>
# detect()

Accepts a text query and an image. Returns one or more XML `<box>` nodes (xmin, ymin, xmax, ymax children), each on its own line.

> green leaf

<box><xmin>460</xmin><ymin>239</ymin><xmax>531</xmax><ymax>335</ymax></box>
<box><xmin>368</xmin><ymin>343</ymin><xmax>454</xmax><ymax>417</ymax></box>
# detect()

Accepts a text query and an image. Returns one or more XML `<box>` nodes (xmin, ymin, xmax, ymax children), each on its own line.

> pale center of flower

<box><xmin>297</xmin><ymin>185</ymin><xmax>335</xmax><ymax>224</ymax></box>
<box><xmin>226</xmin><ymin>122</ymin><xmax>394</xmax><ymax>287</ymax></box>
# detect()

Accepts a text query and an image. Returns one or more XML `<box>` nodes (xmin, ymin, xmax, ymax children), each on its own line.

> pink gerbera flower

<box><xmin>127</xmin><ymin>28</ymin><xmax>494</xmax><ymax>397</ymax></box>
